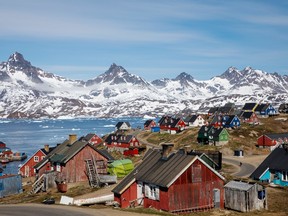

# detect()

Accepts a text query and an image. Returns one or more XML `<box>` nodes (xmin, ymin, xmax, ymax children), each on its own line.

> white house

<box><xmin>184</xmin><ymin>115</ymin><xmax>205</xmax><ymax>127</ymax></box>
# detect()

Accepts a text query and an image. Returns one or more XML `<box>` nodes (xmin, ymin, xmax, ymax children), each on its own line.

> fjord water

<box><xmin>0</xmin><ymin>117</ymin><xmax>147</xmax><ymax>174</ymax></box>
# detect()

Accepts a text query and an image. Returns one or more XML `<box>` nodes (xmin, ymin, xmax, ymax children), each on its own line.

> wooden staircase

<box><xmin>85</xmin><ymin>158</ymin><xmax>100</xmax><ymax>188</ymax></box>
<box><xmin>30</xmin><ymin>174</ymin><xmax>46</xmax><ymax>194</ymax></box>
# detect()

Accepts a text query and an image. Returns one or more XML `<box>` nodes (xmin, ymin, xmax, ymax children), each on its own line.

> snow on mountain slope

<box><xmin>0</xmin><ymin>52</ymin><xmax>287</xmax><ymax>118</ymax></box>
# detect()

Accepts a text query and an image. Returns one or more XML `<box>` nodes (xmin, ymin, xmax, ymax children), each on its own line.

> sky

<box><xmin>0</xmin><ymin>0</ymin><xmax>288</xmax><ymax>81</ymax></box>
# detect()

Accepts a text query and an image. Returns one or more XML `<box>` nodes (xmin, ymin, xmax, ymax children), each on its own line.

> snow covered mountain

<box><xmin>0</xmin><ymin>52</ymin><xmax>287</xmax><ymax>119</ymax></box>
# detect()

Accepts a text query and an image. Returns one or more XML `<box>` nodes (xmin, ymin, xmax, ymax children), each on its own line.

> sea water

<box><xmin>0</xmin><ymin>117</ymin><xmax>151</xmax><ymax>174</ymax></box>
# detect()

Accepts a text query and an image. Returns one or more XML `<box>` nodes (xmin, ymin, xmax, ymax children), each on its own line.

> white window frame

<box><xmin>56</xmin><ymin>163</ymin><xmax>61</xmax><ymax>172</ymax></box>
<box><xmin>144</xmin><ymin>184</ymin><xmax>160</xmax><ymax>200</ymax></box>
<box><xmin>282</xmin><ymin>171</ymin><xmax>288</xmax><ymax>181</ymax></box>
<box><xmin>34</xmin><ymin>156</ymin><xmax>39</xmax><ymax>162</ymax></box>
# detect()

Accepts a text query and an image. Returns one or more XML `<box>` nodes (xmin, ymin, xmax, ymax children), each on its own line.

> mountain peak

<box><xmin>174</xmin><ymin>72</ymin><xmax>194</xmax><ymax>82</ymax></box>
<box><xmin>85</xmin><ymin>63</ymin><xmax>149</xmax><ymax>87</ymax></box>
<box><xmin>7</xmin><ymin>52</ymin><xmax>32</xmax><ymax>68</ymax></box>
<box><xmin>106</xmin><ymin>63</ymin><xmax>127</xmax><ymax>75</ymax></box>
<box><xmin>219</xmin><ymin>66</ymin><xmax>241</xmax><ymax>80</ymax></box>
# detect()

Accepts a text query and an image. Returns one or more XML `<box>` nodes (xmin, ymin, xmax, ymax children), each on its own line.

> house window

<box><xmin>34</xmin><ymin>156</ymin><xmax>39</xmax><ymax>162</ymax></box>
<box><xmin>0</xmin><ymin>182</ymin><xmax>3</xmax><ymax>191</ymax></box>
<box><xmin>144</xmin><ymin>184</ymin><xmax>160</xmax><ymax>200</ymax></box>
<box><xmin>56</xmin><ymin>163</ymin><xmax>61</xmax><ymax>172</ymax></box>
<box><xmin>282</xmin><ymin>171</ymin><xmax>288</xmax><ymax>181</ymax></box>
<box><xmin>192</xmin><ymin>165</ymin><xmax>202</xmax><ymax>182</ymax></box>
<box><xmin>41</xmin><ymin>156</ymin><xmax>45</xmax><ymax>160</ymax></box>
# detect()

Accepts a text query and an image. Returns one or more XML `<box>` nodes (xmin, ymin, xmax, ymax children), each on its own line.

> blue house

<box><xmin>250</xmin><ymin>145</ymin><xmax>288</xmax><ymax>186</ymax></box>
<box><xmin>222</xmin><ymin>115</ymin><xmax>241</xmax><ymax>128</ymax></box>
<box><xmin>255</xmin><ymin>103</ymin><xmax>277</xmax><ymax>117</ymax></box>
<box><xmin>0</xmin><ymin>174</ymin><xmax>22</xmax><ymax>198</ymax></box>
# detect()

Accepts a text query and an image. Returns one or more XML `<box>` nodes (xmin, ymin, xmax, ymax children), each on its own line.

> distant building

<box><xmin>158</xmin><ymin>116</ymin><xmax>186</xmax><ymax>134</ymax></box>
<box><xmin>104</xmin><ymin>134</ymin><xmax>142</xmax><ymax>156</ymax></box>
<box><xmin>278</xmin><ymin>103</ymin><xmax>288</xmax><ymax>113</ymax></box>
<box><xmin>197</xmin><ymin>126</ymin><xmax>229</xmax><ymax>146</ymax></box>
<box><xmin>184</xmin><ymin>115</ymin><xmax>205</xmax><ymax>127</ymax></box>
<box><xmin>257</xmin><ymin>133</ymin><xmax>288</xmax><ymax>151</ymax></box>
<box><xmin>143</xmin><ymin>120</ymin><xmax>157</xmax><ymax>131</ymax></box>
<box><xmin>115</xmin><ymin>122</ymin><xmax>131</xmax><ymax>131</ymax></box>
<box><xmin>19</xmin><ymin>144</ymin><xmax>55</xmax><ymax>178</ymax></box>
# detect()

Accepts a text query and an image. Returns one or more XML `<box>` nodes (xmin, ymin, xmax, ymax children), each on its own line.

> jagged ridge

<box><xmin>0</xmin><ymin>52</ymin><xmax>287</xmax><ymax>118</ymax></box>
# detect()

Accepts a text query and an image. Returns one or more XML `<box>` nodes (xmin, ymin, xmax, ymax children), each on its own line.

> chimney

<box><xmin>161</xmin><ymin>143</ymin><xmax>174</xmax><ymax>159</ymax></box>
<box><xmin>69</xmin><ymin>134</ymin><xmax>77</xmax><ymax>144</ymax></box>
<box><xmin>178</xmin><ymin>145</ymin><xmax>191</xmax><ymax>155</ymax></box>
<box><xmin>44</xmin><ymin>144</ymin><xmax>49</xmax><ymax>153</ymax></box>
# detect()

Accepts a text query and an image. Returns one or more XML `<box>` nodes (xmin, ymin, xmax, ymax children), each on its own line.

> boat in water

<box><xmin>0</xmin><ymin>141</ymin><xmax>27</xmax><ymax>164</ymax></box>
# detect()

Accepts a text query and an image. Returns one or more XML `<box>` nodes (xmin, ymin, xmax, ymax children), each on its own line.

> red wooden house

<box><xmin>158</xmin><ymin>116</ymin><xmax>186</xmax><ymax>134</ymax></box>
<box><xmin>81</xmin><ymin>133</ymin><xmax>103</xmax><ymax>146</ymax></box>
<box><xmin>19</xmin><ymin>145</ymin><xmax>55</xmax><ymax>177</ymax></box>
<box><xmin>257</xmin><ymin>133</ymin><xmax>288</xmax><ymax>150</ymax></box>
<box><xmin>112</xmin><ymin>144</ymin><xmax>225</xmax><ymax>213</ymax></box>
<box><xmin>34</xmin><ymin>134</ymin><xmax>113</xmax><ymax>183</ymax></box>
<box><xmin>144</xmin><ymin>120</ymin><xmax>156</xmax><ymax>130</ymax></box>
<box><xmin>240</xmin><ymin>111</ymin><xmax>259</xmax><ymax>124</ymax></box>
<box><xmin>104</xmin><ymin>134</ymin><xmax>141</xmax><ymax>156</ymax></box>
<box><xmin>210</xmin><ymin>115</ymin><xmax>223</xmax><ymax>128</ymax></box>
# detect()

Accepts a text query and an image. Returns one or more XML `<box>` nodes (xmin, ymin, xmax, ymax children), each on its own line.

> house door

<box><xmin>213</xmin><ymin>189</ymin><xmax>220</xmax><ymax>208</ymax></box>
<box><xmin>137</xmin><ymin>182</ymin><xmax>144</xmax><ymax>205</ymax></box>
<box><xmin>25</xmin><ymin>166</ymin><xmax>30</xmax><ymax>177</ymax></box>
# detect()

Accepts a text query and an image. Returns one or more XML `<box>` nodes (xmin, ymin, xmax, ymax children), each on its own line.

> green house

<box><xmin>198</xmin><ymin>126</ymin><xmax>229</xmax><ymax>146</ymax></box>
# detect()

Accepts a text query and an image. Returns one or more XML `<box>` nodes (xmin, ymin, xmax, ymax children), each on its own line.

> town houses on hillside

<box><xmin>158</xmin><ymin>115</ymin><xmax>186</xmax><ymax>134</ymax></box>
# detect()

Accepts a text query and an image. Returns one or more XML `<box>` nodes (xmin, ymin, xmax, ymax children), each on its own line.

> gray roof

<box><xmin>115</xmin><ymin>122</ymin><xmax>131</xmax><ymax>129</ymax></box>
<box><xmin>224</xmin><ymin>180</ymin><xmax>254</xmax><ymax>191</ymax></box>
<box><xmin>184</xmin><ymin>115</ymin><xmax>198</xmax><ymax>123</ymax></box>
<box><xmin>35</xmin><ymin>138</ymin><xmax>113</xmax><ymax>169</ymax></box>
<box><xmin>264</xmin><ymin>133</ymin><xmax>288</xmax><ymax>140</ymax></box>
<box><xmin>34</xmin><ymin>140</ymin><xmax>70</xmax><ymax>169</ymax></box>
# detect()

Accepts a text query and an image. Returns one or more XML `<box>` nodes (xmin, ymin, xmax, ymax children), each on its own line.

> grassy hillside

<box><xmin>137</xmin><ymin>114</ymin><xmax>288</xmax><ymax>155</ymax></box>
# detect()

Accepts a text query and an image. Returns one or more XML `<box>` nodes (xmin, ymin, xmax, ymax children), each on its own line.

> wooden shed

<box><xmin>224</xmin><ymin>181</ymin><xmax>267</xmax><ymax>212</ymax></box>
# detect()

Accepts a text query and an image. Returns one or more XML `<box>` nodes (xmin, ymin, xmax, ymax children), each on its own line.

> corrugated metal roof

<box><xmin>224</xmin><ymin>181</ymin><xmax>254</xmax><ymax>191</ymax></box>
<box><xmin>113</xmin><ymin>148</ymin><xmax>225</xmax><ymax>194</ymax></box>
<box><xmin>265</xmin><ymin>133</ymin><xmax>288</xmax><ymax>140</ymax></box>
<box><xmin>137</xmin><ymin>153</ymin><xmax>195</xmax><ymax>187</ymax></box>
<box><xmin>35</xmin><ymin>138</ymin><xmax>113</xmax><ymax>168</ymax></box>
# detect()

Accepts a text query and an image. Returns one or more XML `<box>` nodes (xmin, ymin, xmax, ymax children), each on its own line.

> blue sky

<box><xmin>0</xmin><ymin>0</ymin><xmax>287</xmax><ymax>81</ymax></box>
